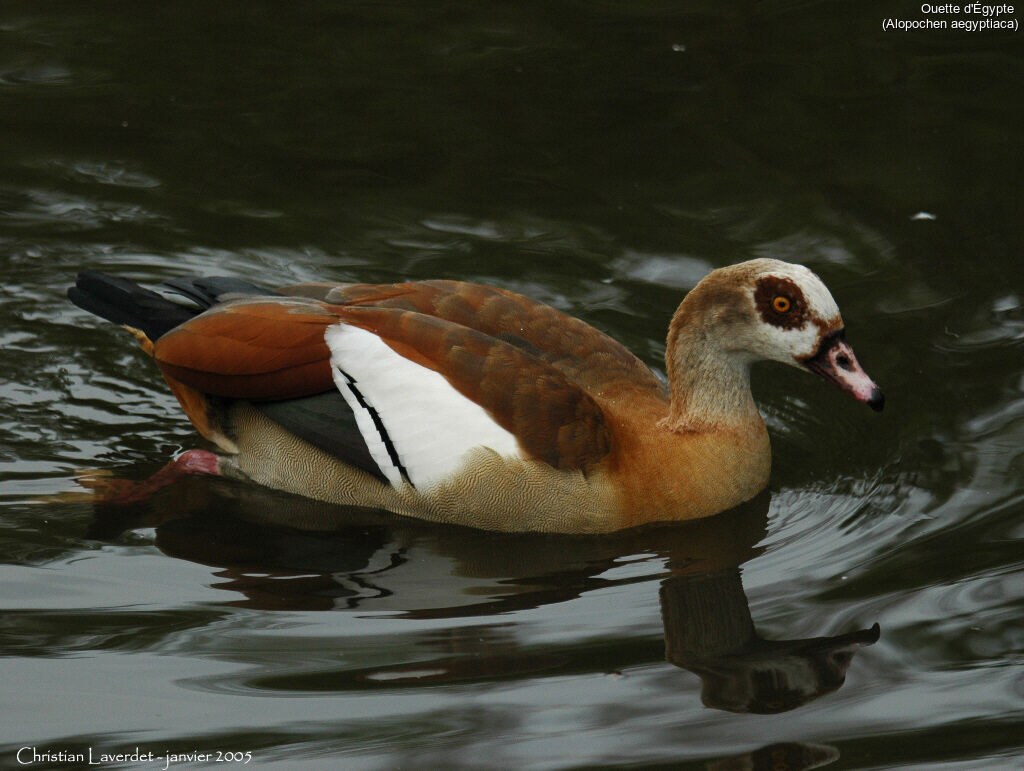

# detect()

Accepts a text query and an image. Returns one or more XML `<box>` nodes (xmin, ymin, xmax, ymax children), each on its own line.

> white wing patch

<box><xmin>325</xmin><ymin>323</ymin><xmax>523</xmax><ymax>490</ymax></box>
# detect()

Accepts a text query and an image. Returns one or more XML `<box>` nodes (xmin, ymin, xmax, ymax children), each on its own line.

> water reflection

<box><xmin>86</xmin><ymin>475</ymin><xmax>878</xmax><ymax>714</ymax></box>
<box><xmin>707</xmin><ymin>742</ymin><xmax>839</xmax><ymax>771</ymax></box>
<box><xmin>662</xmin><ymin>570</ymin><xmax>878</xmax><ymax>714</ymax></box>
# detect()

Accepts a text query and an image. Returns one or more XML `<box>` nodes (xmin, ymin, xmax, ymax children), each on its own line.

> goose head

<box><xmin>665</xmin><ymin>259</ymin><xmax>883</xmax><ymax>430</ymax></box>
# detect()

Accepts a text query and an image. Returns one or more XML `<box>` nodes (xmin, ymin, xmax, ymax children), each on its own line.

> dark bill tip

<box><xmin>867</xmin><ymin>387</ymin><xmax>885</xmax><ymax>412</ymax></box>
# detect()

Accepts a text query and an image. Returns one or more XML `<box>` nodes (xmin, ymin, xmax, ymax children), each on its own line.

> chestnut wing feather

<box><xmin>152</xmin><ymin>297</ymin><xmax>339</xmax><ymax>400</ymax></box>
<box><xmin>150</xmin><ymin>293</ymin><xmax>614</xmax><ymax>472</ymax></box>
<box><xmin>334</xmin><ymin>305</ymin><xmax>613</xmax><ymax>472</ymax></box>
<box><xmin>280</xmin><ymin>280</ymin><xmax>666</xmax><ymax>401</ymax></box>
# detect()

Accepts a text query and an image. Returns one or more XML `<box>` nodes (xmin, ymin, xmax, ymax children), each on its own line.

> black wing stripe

<box><xmin>337</xmin><ymin>368</ymin><xmax>413</xmax><ymax>488</ymax></box>
<box><xmin>254</xmin><ymin>391</ymin><xmax>392</xmax><ymax>485</ymax></box>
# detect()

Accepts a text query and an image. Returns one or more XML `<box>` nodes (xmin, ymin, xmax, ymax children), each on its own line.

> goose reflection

<box><xmin>86</xmin><ymin>474</ymin><xmax>878</xmax><ymax>715</ymax></box>
<box><xmin>661</xmin><ymin>569</ymin><xmax>879</xmax><ymax>713</ymax></box>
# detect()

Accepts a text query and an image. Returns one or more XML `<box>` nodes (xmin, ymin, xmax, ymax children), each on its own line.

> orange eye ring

<box><xmin>772</xmin><ymin>296</ymin><xmax>791</xmax><ymax>313</ymax></box>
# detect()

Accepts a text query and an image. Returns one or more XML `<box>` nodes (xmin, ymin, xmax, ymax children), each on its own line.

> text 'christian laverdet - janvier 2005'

<box><xmin>882</xmin><ymin>3</ymin><xmax>1019</xmax><ymax>31</ymax></box>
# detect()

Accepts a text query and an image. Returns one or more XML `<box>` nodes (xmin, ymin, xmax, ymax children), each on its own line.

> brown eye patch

<box><xmin>754</xmin><ymin>276</ymin><xmax>808</xmax><ymax>329</ymax></box>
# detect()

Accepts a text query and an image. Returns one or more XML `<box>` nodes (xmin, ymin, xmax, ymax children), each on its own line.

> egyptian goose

<box><xmin>68</xmin><ymin>259</ymin><xmax>882</xmax><ymax>533</ymax></box>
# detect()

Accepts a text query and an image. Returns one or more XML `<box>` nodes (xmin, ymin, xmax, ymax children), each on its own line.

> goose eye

<box><xmin>772</xmin><ymin>296</ymin><xmax>791</xmax><ymax>313</ymax></box>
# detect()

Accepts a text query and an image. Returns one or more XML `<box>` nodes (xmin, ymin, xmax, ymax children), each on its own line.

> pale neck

<box><xmin>661</xmin><ymin>323</ymin><xmax>762</xmax><ymax>433</ymax></box>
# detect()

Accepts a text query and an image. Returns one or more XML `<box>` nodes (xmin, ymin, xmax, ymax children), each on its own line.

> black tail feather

<box><xmin>68</xmin><ymin>272</ymin><xmax>198</xmax><ymax>341</ymax></box>
<box><xmin>162</xmin><ymin>276</ymin><xmax>272</xmax><ymax>309</ymax></box>
<box><xmin>68</xmin><ymin>272</ymin><xmax>274</xmax><ymax>341</ymax></box>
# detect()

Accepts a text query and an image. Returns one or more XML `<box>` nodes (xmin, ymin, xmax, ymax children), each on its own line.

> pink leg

<box><xmin>80</xmin><ymin>450</ymin><xmax>222</xmax><ymax>504</ymax></box>
<box><xmin>173</xmin><ymin>449</ymin><xmax>222</xmax><ymax>475</ymax></box>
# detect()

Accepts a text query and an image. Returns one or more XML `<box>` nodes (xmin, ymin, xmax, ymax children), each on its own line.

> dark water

<box><xmin>2</xmin><ymin>2</ymin><xmax>1022</xmax><ymax>768</ymax></box>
